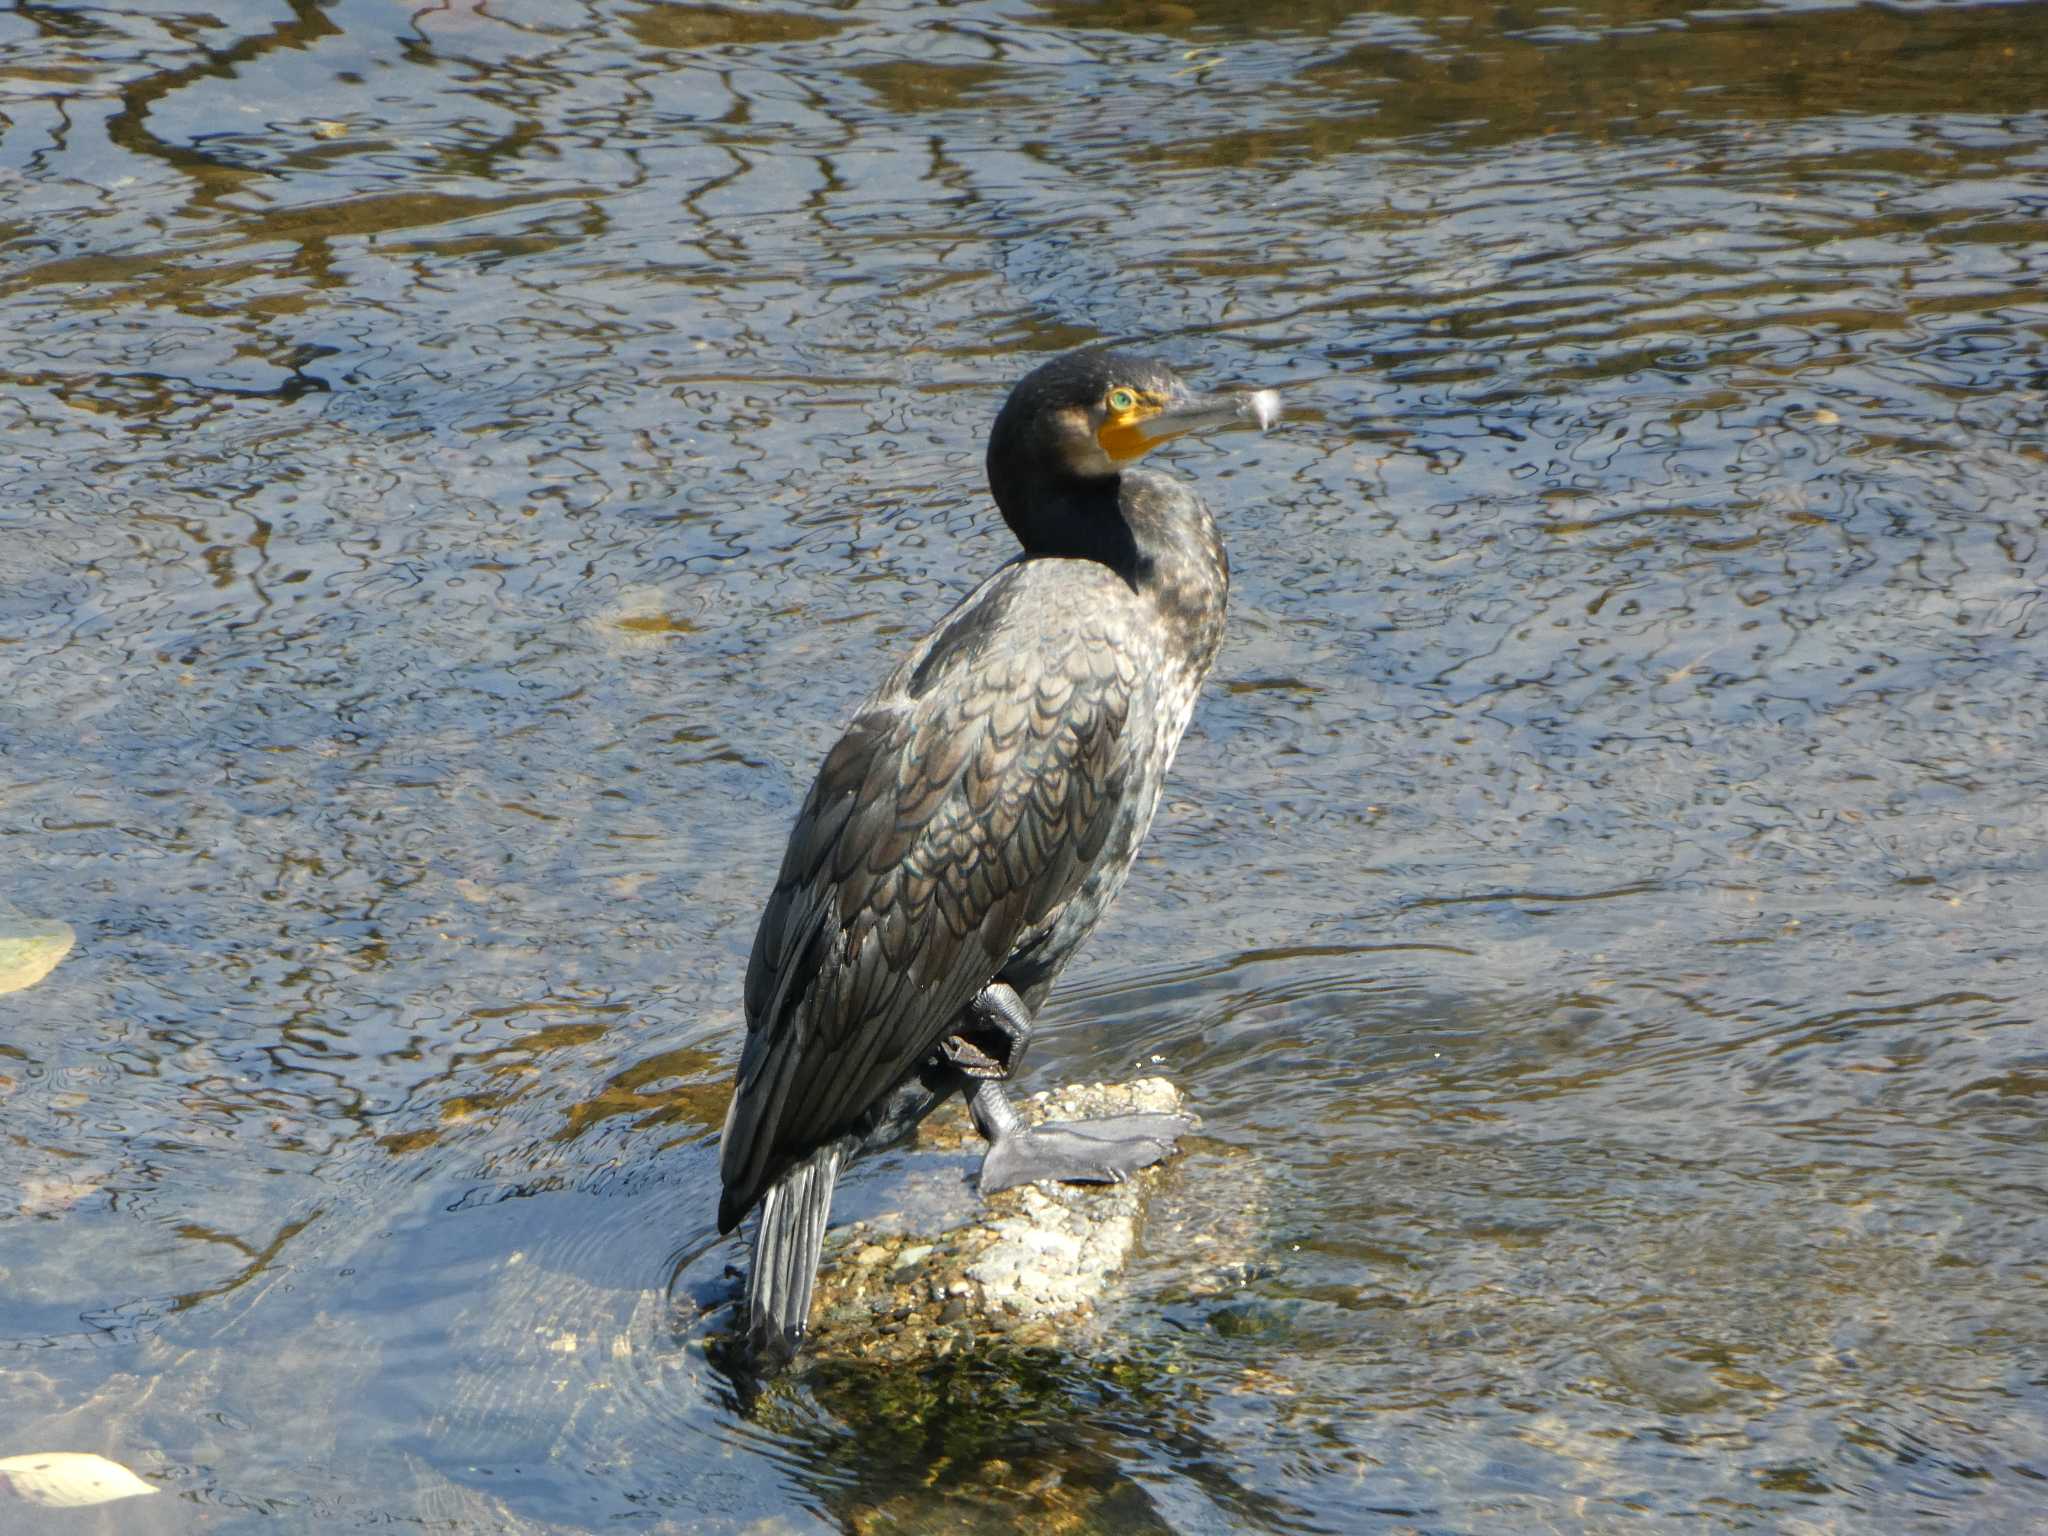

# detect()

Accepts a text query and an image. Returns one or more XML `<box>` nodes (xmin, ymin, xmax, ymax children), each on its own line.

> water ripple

<box><xmin>4</xmin><ymin>0</ymin><xmax>2046</xmax><ymax>1528</ymax></box>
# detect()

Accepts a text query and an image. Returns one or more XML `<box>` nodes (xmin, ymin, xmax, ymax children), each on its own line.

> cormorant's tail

<box><xmin>745</xmin><ymin>1141</ymin><xmax>844</xmax><ymax>1370</ymax></box>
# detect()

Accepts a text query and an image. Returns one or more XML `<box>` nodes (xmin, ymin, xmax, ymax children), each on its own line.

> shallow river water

<box><xmin>3</xmin><ymin>0</ymin><xmax>2047</xmax><ymax>1530</ymax></box>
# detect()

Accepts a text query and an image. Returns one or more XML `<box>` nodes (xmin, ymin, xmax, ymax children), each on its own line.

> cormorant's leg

<box><xmin>849</xmin><ymin>982</ymin><xmax>1036</xmax><ymax>1154</ymax></box>
<box><xmin>940</xmin><ymin>978</ymin><xmax>1036</xmax><ymax>1077</ymax></box>
<box><xmin>959</xmin><ymin>984</ymin><xmax>1193</xmax><ymax>1196</ymax></box>
<box><xmin>858</xmin><ymin>982</ymin><xmax>1191</xmax><ymax>1188</ymax></box>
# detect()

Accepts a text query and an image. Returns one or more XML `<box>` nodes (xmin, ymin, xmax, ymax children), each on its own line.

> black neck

<box><xmin>993</xmin><ymin>467</ymin><xmax>1145</xmax><ymax>582</ymax></box>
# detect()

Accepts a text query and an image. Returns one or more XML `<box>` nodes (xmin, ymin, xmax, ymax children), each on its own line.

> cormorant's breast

<box><xmin>1115</xmin><ymin>465</ymin><xmax>1231</xmax><ymax>685</ymax></box>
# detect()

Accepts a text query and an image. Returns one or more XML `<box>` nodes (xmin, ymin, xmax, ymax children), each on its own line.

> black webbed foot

<box><xmin>941</xmin><ymin>989</ymin><xmax>1191</xmax><ymax>1194</ymax></box>
<box><xmin>977</xmin><ymin>1111</ymin><xmax>1193</xmax><ymax>1195</ymax></box>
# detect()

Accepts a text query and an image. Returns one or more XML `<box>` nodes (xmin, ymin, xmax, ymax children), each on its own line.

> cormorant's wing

<box><xmin>718</xmin><ymin>566</ymin><xmax>1139</xmax><ymax>1232</ymax></box>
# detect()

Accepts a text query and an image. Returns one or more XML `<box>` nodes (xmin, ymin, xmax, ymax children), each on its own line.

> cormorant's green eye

<box><xmin>1107</xmin><ymin>388</ymin><xmax>1137</xmax><ymax>414</ymax></box>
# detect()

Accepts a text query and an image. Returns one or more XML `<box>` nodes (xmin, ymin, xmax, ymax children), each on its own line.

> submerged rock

<box><xmin>806</xmin><ymin>1079</ymin><xmax>1190</xmax><ymax>1363</ymax></box>
<box><xmin>0</xmin><ymin>1451</ymin><xmax>156</xmax><ymax>1508</ymax></box>
<box><xmin>0</xmin><ymin>920</ymin><xmax>75</xmax><ymax>996</ymax></box>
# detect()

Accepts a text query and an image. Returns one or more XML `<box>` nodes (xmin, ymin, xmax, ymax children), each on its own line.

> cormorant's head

<box><xmin>985</xmin><ymin>347</ymin><xmax>1279</xmax><ymax>556</ymax></box>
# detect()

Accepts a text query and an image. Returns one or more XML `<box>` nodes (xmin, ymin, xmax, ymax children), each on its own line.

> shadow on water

<box><xmin>3</xmin><ymin>0</ymin><xmax>2046</xmax><ymax>1528</ymax></box>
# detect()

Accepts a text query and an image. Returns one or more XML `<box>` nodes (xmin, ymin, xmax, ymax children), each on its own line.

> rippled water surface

<box><xmin>4</xmin><ymin>0</ymin><xmax>2046</xmax><ymax>1529</ymax></box>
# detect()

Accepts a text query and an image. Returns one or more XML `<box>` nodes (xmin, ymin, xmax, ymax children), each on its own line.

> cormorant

<box><xmin>718</xmin><ymin>346</ymin><xmax>1279</xmax><ymax>1369</ymax></box>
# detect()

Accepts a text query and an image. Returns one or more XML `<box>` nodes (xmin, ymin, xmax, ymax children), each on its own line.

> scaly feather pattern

<box><xmin>717</xmin><ymin>556</ymin><xmax>1168</xmax><ymax>1233</ymax></box>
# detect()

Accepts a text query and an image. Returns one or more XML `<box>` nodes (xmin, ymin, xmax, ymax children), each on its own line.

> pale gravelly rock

<box><xmin>806</xmin><ymin>1079</ymin><xmax>1190</xmax><ymax>1363</ymax></box>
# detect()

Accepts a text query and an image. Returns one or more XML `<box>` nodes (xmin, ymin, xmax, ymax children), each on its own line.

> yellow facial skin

<box><xmin>1095</xmin><ymin>386</ymin><xmax>1172</xmax><ymax>463</ymax></box>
